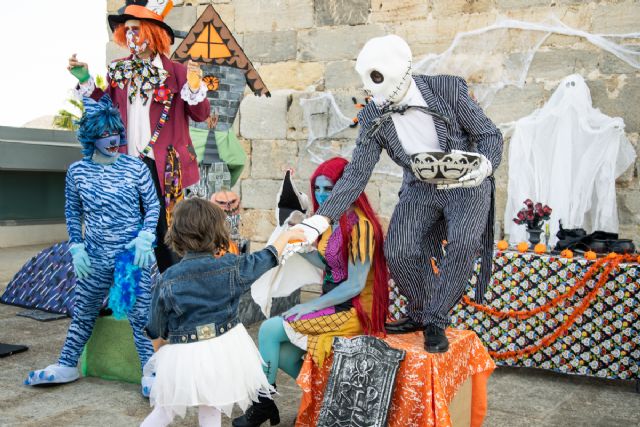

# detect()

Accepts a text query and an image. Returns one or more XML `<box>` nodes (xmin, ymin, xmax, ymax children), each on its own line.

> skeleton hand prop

<box><xmin>70</xmin><ymin>243</ymin><xmax>92</xmax><ymax>279</ymax></box>
<box><xmin>437</xmin><ymin>151</ymin><xmax>492</xmax><ymax>190</ymax></box>
<box><xmin>125</xmin><ymin>230</ymin><xmax>156</xmax><ymax>268</ymax></box>
<box><xmin>291</xmin><ymin>215</ymin><xmax>330</xmax><ymax>245</ymax></box>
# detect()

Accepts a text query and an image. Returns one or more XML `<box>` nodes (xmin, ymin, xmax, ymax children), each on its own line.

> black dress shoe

<box><xmin>385</xmin><ymin>317</ymin><xmax>425</xmax><ymax>334</ymax></box>
<box><xmin>424</xmin><ymin>325</ymin><xmax>449</xmax><ymax>353</ymax></box>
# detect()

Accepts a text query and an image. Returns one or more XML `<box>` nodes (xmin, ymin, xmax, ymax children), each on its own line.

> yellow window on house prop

<box><xmin>189</xmin><ymin>23</ymin><xmax>232</xmax><ymax>59</ymax></box>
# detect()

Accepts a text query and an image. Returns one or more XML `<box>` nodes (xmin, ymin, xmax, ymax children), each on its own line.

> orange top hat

<box><xmin>108</xmin><ymin>0</ymin><xmax>175</xmax><ymax>43</ymax></box>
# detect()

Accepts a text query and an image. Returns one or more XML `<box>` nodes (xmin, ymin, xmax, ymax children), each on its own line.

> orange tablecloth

<box><xmin>296</xmin><ymin>328</ymin><xmax>495</xmax><ymax>427</ymax></box>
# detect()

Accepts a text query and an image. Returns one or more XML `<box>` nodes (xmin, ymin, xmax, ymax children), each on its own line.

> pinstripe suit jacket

<box><xmin>316</xmin><ymin>74</ymin><xmax>503</xmax><ymax>300</ymax></box>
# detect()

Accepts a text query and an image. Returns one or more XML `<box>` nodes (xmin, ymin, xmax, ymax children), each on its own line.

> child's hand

<box><xmin>283</xmin><ymin>228</ymin><xmax>307</xmax><ymax>244</ymax></box>
<box><xmin>271</xmin><ymin>228</ymin><xmax>309</xmax><ymax>262</ymax></box>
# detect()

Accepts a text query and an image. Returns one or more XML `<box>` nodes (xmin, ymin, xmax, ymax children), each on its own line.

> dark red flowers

<box><xmin>513</xmin><ymin>199</ymin><xmax>552</xmax><ymax>229</ymax></box>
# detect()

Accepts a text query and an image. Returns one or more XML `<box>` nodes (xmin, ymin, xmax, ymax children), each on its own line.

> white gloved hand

<box><xmin>291</xmin><ymin>215</ymin><xmax>331</xmax><ymax>245</ymax></box>
<box><xmin>437</xmin><ymin>151</ymin><xmax>492</xmax><ymax>190</ymax></box>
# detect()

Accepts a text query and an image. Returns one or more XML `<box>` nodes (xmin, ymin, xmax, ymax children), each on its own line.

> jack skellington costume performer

<box><xmin>293</xmin><ymin>35</ymin><xmax>503</xmax><ymax>352</ymax></box>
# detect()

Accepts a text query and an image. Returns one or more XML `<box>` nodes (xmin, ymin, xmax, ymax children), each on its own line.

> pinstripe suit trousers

<box><xmin>384</xmin><ymin>180</ymin><xmax>491</xmax><ymax>328</ymax></box>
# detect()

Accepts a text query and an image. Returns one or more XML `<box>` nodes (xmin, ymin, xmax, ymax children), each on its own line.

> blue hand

<box><xmin>282</xmin><ymin>302</ymin><xmax>316</xmax><ymax>322</ymax></box>
<box><xmin>69</xmin><ymin>243</ymin><xmax>92</xmax><ymax>279</ymax></box>
<box><xmin>125</xmin><ymin>230</ymin><xmax>156</xmax><ymax>268</ymax></box>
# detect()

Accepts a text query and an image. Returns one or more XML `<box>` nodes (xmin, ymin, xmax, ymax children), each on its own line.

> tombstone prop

<box><xmin>318</xmin><ymin>336</ymin><xmax>405</xmax><ymax>427</ymax></box>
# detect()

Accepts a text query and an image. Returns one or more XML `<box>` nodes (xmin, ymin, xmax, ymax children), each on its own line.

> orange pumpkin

<box><xmin>585</xmin><ymin>250</ymin><xmax>597</xmax><ymax>260</ymax></box>
<box><xmin>534</xmin><ymin>243</ymin><xmax>547</xmax><ymax>254</ymax></box>
<box><xmin>607</xmin><ymin>252</ymin><xmax>618</xmax><ymax>259</ymax></box>
<box><xmin>497</xmin><ymin>240</ymin><xmax>509</xmax><ymax>251</ymax></box>
<box><xmin>517</xmin><ymin>242</ymin><xmax>529</xmax><ymax>253</ymax></box>
<box><xmin>560</xmin><ymin>249</ymin><xmax>573</xmax><ymax>259</ymax></box>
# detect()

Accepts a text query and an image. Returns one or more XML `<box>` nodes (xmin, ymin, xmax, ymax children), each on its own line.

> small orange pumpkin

<box><xmin>585</xmin><ymin>250</ymin><xmax>597</xmax><ymax>260</ymax></box>
<box><xmin>607</xmin><ymin>252</ymin><xmax>618</xmax><ymax>259</ymax></box>
<box><xmin>517</xmin><ymin>242</ymin><xmax>529</xmax><ymax>253</ymax></box>
<box><xmin>534</xmin><ymin>243</ymin><xmax>547</xmax><ymax>254</ymax></box>
<box><xmin>560</xmin><ymin>249</ymin><xmax>573</xmax><ymax>259</ymax></box>
<box><xmin>497</xmin><ymin>240</ymin><xmax>509</xmax><ymax>251</ymax></box>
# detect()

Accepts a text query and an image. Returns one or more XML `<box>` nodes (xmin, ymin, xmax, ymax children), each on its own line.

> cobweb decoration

<box><xmin>300</xmin><ymin>16</ymin><xmax>640</xmax><ymax>173</ymax></box>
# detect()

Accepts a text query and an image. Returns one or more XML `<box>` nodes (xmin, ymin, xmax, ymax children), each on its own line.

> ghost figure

<box><xmin>291</xmin><ymin>34</ymin><xmax>504</xmax><ymax>354</ymax></box>
<box><xmin>505</xmin><ymin>74</ymin><xmax>636</xmax><ymax>247</ymax></box>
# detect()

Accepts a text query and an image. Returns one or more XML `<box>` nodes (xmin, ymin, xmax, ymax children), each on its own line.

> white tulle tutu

<box><xmin>146</xmin><ymin>323</ymin><xmax>273</xmax><ymax>418</ymax></box>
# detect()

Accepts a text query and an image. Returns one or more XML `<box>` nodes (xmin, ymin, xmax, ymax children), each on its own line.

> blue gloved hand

<box><xmin>69</xmin><ymin>243</ymin><xmax>92</xmax><ymax>279</ymax></box>
<box><xmin>281</xmin><ymin>302</ymin><xmax>318</xmax><ymax>322</ymax></box>
<box><xmin>125</xmin><ymin>230</ymin><xmax>156</xmax><ymax>268</ymax></box>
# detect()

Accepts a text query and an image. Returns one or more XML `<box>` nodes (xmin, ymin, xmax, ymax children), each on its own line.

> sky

<box><xmin>0</xmin><ymin>0</ymin><xmax>108</xmax><ymax>127</ymax></box>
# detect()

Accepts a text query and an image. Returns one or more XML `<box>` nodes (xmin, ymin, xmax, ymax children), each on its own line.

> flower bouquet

<box><xmin>513</xmin><ymin>199</ymin><xmax>552</xmax><ymax>245</ymax></box>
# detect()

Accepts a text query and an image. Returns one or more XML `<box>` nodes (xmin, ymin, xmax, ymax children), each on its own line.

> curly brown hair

<box><xmin>165</xmin><ymin>198</ymin><xmax>230</xmax><ymax>256</ymax></box>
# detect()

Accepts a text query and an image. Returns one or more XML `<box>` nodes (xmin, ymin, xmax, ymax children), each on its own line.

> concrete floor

<box><xmin>1</xmin><ymin>244</ymin><xmax>639</xmax><ymax>426</ymax></box>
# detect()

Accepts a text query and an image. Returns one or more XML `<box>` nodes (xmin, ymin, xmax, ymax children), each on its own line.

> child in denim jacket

<box><xmin>141</xmin><ymin>198</ymin><xmax>304</xmax><ymax>427</ymax></box>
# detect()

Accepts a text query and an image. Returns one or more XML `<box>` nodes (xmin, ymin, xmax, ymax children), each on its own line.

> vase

<box><xmin>527</xmin><ymin>227</ymin><xmax>543</xmax><ymax>245</ymax></box>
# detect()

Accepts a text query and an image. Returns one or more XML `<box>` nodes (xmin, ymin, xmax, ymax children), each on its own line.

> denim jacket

<box><xmin>144</xmin><ymin>246</ymin><xmax>279</xmax><ymax>341</ymax></box>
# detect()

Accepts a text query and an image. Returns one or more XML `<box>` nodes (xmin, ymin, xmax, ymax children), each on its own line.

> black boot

<box><xmin>423</xmin><ymin>324</ymin><xmax>449</xmax><ymax>353</ymax></box>
<box><xmin>232</xmin><ymin>394</ymin><xmax>280</xmax><ymax>427</ymax></box>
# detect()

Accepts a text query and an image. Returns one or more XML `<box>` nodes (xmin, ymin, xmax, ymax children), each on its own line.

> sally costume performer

<box><xmin>232</xmin><ymin>157</ymin><xmax>389</xmax><ymax>427</ymax></box>
<box><xmin>24</xmin><ymin>95</ymin><xmax>159</xmax><ymax>397</ymax></box>
<box><xmin>71</xmin><ymin>0</ymin><xmax>210</xmax><ymax>272</ymax></box>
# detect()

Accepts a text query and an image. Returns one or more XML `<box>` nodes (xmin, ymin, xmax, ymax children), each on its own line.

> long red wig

<box><xmin>113</xmin><ymin>20</ymin><xmax>172</xmax><ymax>56</ymax></box>
<box><xmin>310</xmin><ymin>157</ymin><xmax>389</xmax><ymax>335</ymax></box>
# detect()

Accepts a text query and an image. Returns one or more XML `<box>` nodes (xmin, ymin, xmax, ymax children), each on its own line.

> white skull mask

<box><xmin>355</xmin><ymin>35</ymin><xmax>413</xmax><ymax>106</ymax></box>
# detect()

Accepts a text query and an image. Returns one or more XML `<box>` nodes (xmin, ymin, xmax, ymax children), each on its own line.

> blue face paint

<box><xmin>314</xmin><ymin>175</ymin><xmax>334</xmax><ymax>206</ymax></box>
<box><xmin>94</xmin><ymin>134</ymin><xmax>122</xmax><ymax>157</ymax></box>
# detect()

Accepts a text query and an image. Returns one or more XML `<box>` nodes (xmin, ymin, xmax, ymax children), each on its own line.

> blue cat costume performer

<box><xmin>24</xmin><ymin>95</ymin><xmax>160</xmax><ymax>396</ymax></box>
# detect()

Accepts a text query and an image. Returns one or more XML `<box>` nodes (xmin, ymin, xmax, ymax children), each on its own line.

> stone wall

<box><xmin>106</xmin><ymin>0</ymin><xmax>640</xmax><ymax>248</ymax></box>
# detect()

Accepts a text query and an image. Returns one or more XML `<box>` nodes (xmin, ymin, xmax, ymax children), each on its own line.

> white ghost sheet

<box><xmin>504</xmin><ymin>74</ymin><xmax>636</xmax><ymax>247</ymax></box>
<box><xmin>250</xmin><ymin>171</ymin><xmax>323</xmax><ymax>317</ymax></box>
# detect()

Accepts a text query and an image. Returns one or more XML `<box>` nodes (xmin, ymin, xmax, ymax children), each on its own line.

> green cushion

<box><xmin>80</xmin><ymin>316</ymin><xmax>142</xmax><ymax>384</ymax></box>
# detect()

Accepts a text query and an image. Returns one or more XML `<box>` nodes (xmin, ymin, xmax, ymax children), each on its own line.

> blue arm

<box><xmin>64</xmin><ymin>167</ymin><xmax>84</xmax><ymax>244</ymax></box>
<box><xmin>137</xmin><ymin>162</ymin><xmax>160</xmax><ymax>235</ymax></box>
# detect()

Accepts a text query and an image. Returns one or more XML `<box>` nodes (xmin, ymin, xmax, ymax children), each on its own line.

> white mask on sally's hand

<box><xmin>355</xmin><ymin>35</ymin><xmax>413</xmax><ymax>107</ymax></box>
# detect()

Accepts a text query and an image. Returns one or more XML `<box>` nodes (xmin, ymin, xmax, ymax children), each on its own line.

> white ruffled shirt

<box><xmin>78</xmin><ymin>55</ymin><xmax>207</xmax><ymax>160</ymax></box>
<box><xmin>391</xmin><ymin>79</ymin><xmax>441</xmax><ymax>155</ymax></box>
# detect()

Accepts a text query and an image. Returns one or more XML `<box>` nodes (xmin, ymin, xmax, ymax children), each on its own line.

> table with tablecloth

<box><xmin>450</xmin><ymin>250</ymin><xmax>639</xmax><ymax>381</ymax></box>
<box><xmin>295</xmin><ymin>329</ymin><xmax>495</xmax><ymax>427</ymax></box>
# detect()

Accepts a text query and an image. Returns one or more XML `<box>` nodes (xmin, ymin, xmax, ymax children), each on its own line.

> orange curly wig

<box><xmin>113</xmin><ymin>20</ymin><xmax>171</xmax><ymax>56</ymax></box>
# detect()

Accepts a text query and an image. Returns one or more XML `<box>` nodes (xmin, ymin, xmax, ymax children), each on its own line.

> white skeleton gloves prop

<box><xmin>437</xmin><ymin>150</ymin><xmax>492</xmax><ymax>189</ymax></box>
<box><xmin>292</xmin><ymin>215</ymin><xmax>331</xmax><ymax>245</ymax></box>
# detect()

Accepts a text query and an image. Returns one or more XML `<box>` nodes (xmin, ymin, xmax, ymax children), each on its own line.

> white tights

<box><xmin>140</xmin><ymin>406</ymin><xmax>221</xmax><ymax>427</ymax></box>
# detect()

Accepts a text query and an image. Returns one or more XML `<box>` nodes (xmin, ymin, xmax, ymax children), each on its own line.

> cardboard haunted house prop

<box><xmin>172</xmin><ymin>5</ymin><xmax>270</xmax><ymax>197</ymax></box>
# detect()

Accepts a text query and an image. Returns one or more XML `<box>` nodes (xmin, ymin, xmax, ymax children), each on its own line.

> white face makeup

<box><xmin>355</xmin><ymin>35</ymin><xmax>413</xmax><ymax>106</ymax></box>
<box><xmin>124</xmin><ymin>19</ymin><xmax>148</xmax><ymax>57</ymax></box>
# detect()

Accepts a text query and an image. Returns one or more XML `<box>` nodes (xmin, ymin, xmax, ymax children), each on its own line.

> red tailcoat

<box><xmin>90</xmin><ymin>54</ymin><xmax>210</xmax><ymax>194</ymax></box>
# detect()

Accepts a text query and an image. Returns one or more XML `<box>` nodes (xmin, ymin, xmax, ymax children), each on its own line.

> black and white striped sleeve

<box><xmin>316</xmin><ymin>109</ymin><xmax>383</xmax><ymax>222</ymax></box>
<box><xmin>456</xmin><ymin>77</ymin><xmax>503</xmax><ymax>170</ymax></box>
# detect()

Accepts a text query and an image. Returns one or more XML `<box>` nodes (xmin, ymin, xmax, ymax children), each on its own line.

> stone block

<box><xmin>107</xmin><ymin>0</ymin><xmax>126</xmax><ymax>13</ymax></box>
<box><xmin>378</xmin><ymin>179</ymin><xmax>401</xmax><ymax>217</ymax></box>
<box><xmin>238</xmin><ymin>137</ymin><xmax>251</xmax><ymax>181</ymax></box>
<box><xmin>314</xmin><ymin>0</ymin><xmax>370</xmax><ymax>26</ymax></box>
<box><xmin>243</xmin><ymin>31</ymin><xmax>297</xmax><ymax>63</ymax></box>
<box><xmin>528</xmin><ymin>49</ymin><xmax>601</xmax><ymax>82</ymax></box>
<box><xmin>430</xmin><ymin>0</ymin><xmax>493</xmax><ymax>17</ymax></box>
<box><xmin>250</xmin><ymin>140</ymin><xmax>299</xmax><ymax>179</ymax></box>
<box><xmin>240</xmin><ymin>209</ymin><xmax>277</xmax><ymax>242</ymax></box>
<box><xmin>287</xmin><ymin>91</ymin><xmax>359</xmax><ymax>141</ymax></box>
<box><xmin>616</xmin><ymin>188</ymin><xmax>640</xmax><ymax>227</ymax></box>
<box><xmin>599</xmin><ymin>49</ymin><xmax>640</xmax><ymax>75</ymax></box>
<box><xmin>325</xmin><ymin>61</ymin><xmax>361</xmax><ymax>90</ymax></box>
<box><xmin>256</xmin><ymin>62</ymin><xmax>325</xmax><ymax>91</ymax></box>
<box><xmin>164</xmin><ymin>5</ymin><xmax>198</xmax><ymax>33</ymax></box>
<box><xmin>239</xmin><ymin>91</ymin><xmax>291</xmax><ymax>139</ymax></box>
<box><xmin>369</xmin><ymin>0</ymin><xmax>429</xmax><ymax>23</ymax></box>
<box><xmin>592</xmin><ymin>0</ymin><xmax>640</xmax><ymax>34</ymax></box>
<box><xmin>235</xmin><ymin>0</ymin><xmax>314</xmax><ymax>33</ymax></box>
<box><xmin>364</xmin><ymin>182</ymin><xmax>381</xmax><ymax>213</ymax></box>
<box><xmin>197</xmin><ymin>4</ymin><xmax>235</xmax><ymax>32</ymax></box>
<box><xmin>484</xmin><ymin>82</ymin><xmax>548</xmax><ymax>125</ymax></box>
<box><xmin>588</xmin><ymin>77</ymin><xmax>640</xmax><ymax>133</ymax></box>
<box><xmin>298</xmin><ymin>24</ymin><xmax>386</xmax><ymax>62</ymax></box>
<box><xmin>241</xmin><ymin>179</ymin><xmax>283</xmax><ymax>209</ymax></box>
<box><xmin>105</xmin><ymin>41</ymin><xmax>129</xmax><ymax>65</ymax></box>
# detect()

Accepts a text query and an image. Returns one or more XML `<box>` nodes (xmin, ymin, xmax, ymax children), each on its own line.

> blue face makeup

<box><xmin>94</xmin><ymin>134</ymin><xmax>122</xmax><ymax>157</ymax></box>
<box><xmin>314</xmin><ymin>175</ymin><xmax>334</xmax><ymax>206</ymax></box>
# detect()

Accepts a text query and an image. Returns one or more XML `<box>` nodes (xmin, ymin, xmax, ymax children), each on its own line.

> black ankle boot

<box><xmin>232</xmin><ymin>394</ymin><xmax>280</xmax><ymax>427</ymax></box>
